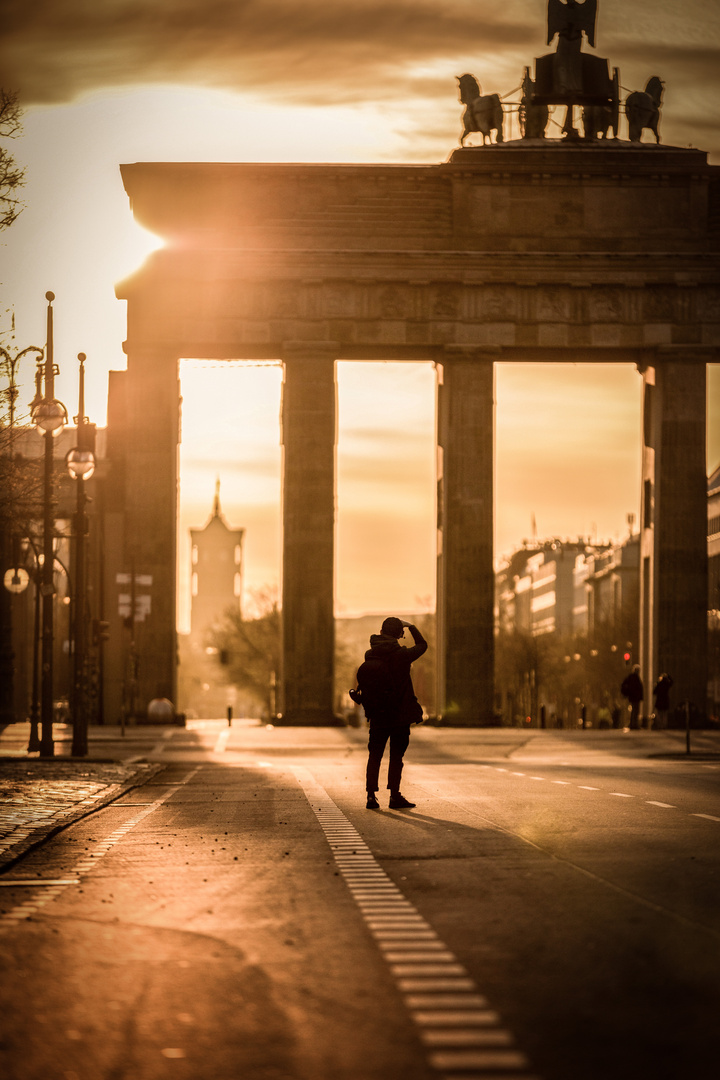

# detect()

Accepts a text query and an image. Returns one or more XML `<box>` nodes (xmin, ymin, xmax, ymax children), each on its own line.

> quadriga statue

<box><xmin>458</xmin><ymin>74</ymin><xmax>504</xmax><ymax>146</ymax></box>
<box><xmin>625</xmin><ymin>76</ymin><xmax>664</xmax><ymax>142</ymax></box>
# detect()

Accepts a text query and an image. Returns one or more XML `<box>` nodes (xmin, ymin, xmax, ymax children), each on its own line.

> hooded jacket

<box><xmin>359</xmin><ymin>625</ymin><xmax>427</xmax><ymax>725</ymax></box>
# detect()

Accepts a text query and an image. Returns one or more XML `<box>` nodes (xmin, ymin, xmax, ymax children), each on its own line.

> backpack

<box><xmin>353</xmin><ymin>656</ymin><xmax>398</xmax><ymax>719</ymax></box>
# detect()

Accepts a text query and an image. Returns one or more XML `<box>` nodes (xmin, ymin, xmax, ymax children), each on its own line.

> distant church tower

<box><xmin>189</xmin><ymin>480</ymin><xmax>244</xmax><ymax>641</ymax></box>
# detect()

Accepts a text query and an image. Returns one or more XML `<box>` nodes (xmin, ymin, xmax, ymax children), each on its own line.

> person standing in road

<box><xmin>653</xmin><ymin>672</ymin><xmax>673</xmax><ymax>730</ymax></box>
<box><xmin>621</xmin><ymin>664</ymin><xmax>644</xmax><ymax>730</ymax></box>
<box><xmin>352</xmin><ymin>617</ymin><xmax>427</xmax><ymax>810</ymax></box>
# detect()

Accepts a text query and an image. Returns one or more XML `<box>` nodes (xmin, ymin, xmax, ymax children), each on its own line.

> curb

<box><xmin>0</xmin><ymin>762</ymin><xmax>164</xmax><ymax>871</ymax></box>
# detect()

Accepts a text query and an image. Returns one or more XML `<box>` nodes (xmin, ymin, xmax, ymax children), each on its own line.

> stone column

<box><xmin>639</xmin><ymin>353</ymin><xmax>708</xmax><ymax>720</ymax></box>
<box><xmin>122</xmin><ymin>346</ymin><xmax>180</xmax><ymax>717</ymax></box>
<box><xmin>436</xmin><ymin>350</ymin><xmax>495</xmax><ymax>725</ymax></box>
<box><xmin>280</xmin><ymin>345</ymin><xmax>338</xmax><ymax>724</ymax></box>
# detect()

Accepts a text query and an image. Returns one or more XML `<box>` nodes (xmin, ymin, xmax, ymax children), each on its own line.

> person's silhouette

<box><xmin>353</xmin><ymin>617</ymin><xmax>427</xmax><ymax>810</ymax></box>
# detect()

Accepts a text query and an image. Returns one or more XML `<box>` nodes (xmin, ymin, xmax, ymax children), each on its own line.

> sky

<box><xmin>0</xmin><ymin>1</ymin><xmax>718</xmax><ymax>624</ymax></box>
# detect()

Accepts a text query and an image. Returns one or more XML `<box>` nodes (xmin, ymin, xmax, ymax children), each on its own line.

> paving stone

<box><xmin>0</xmin><ymin>759</ymin><xmax>162</xmax><ymax>868</ymax></box>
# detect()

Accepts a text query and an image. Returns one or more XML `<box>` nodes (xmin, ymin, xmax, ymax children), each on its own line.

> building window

<box><xmin>643</xmin><ymin>479</ymin><xmax>653</xmax><ymax>528</ymax></box>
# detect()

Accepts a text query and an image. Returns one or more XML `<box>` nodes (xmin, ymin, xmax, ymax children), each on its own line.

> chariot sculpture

<box><xmin>456</xmin><ymin>0</ymin><xmax>664</xmax><ymax>146</ymax></box>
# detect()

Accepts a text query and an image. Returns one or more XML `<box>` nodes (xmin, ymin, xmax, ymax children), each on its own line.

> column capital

<box><xmin>653</xmin><ymin>345</ymin><xmax>718</xmax><ymax>363</ymax></box>
<box><xmin>440</xmin><ymin>345</ymin><xmax>501</xmax><ymax>363</ymax></box>
<box><xmin>282</xmin><ymin>340</ymin><xmax>340</xmax><ymax>360</ymax></box>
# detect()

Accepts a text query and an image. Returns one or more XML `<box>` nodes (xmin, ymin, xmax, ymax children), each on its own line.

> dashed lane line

<box><xmin>291</xmin><ymin>765</ymin><xmax>539</xmax><ymax>1080</ymax></box>
<box><xmin>487</xmin><ymin>766</ymin><xmax>718</xmax><ymax>823</ymax></box>
<box><xmin>0</xmin><ymin>768</ymin><xmax>202</xmax><ymax>930</ymax></box>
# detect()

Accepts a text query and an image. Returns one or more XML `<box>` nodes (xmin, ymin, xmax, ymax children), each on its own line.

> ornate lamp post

<box><xmin>0</xmin><ymin>336</ymin><xmax>43</xmax><ymax>729</ymax></box>
<box><xmin>66</xmin><ymin>353</ymin><xmax>95</xmax><ymax>757</ymax></box>
<box><xmin>30</xmin><ymin>292</ymin><xmax>67</xmax><ymax>757</ymax></box>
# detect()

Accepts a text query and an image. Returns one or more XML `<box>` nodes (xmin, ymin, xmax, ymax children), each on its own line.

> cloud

<box><xmin>1</xmin><ymin>1</ymin><xmax>538</xmax><ymax>106</ymax></box>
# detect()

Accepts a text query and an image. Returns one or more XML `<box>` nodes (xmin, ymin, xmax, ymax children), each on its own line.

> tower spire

<box><xmin>212</xmin><ymin>476</ymin><xmax>221</xmax><ymax>518</ymax></box>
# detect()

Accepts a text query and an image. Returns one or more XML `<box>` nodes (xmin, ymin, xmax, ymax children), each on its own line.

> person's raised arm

<box><xmin>401</xmin><ymin>621</ymin><xmax>428</xmax><ymax>661</ymax></box>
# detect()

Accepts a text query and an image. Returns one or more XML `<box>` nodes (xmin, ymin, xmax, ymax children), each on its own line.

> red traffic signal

<box><xmin>623</xmin><ymin>651</ymin><xmax>632</xmax><ymax>666</ymax></box>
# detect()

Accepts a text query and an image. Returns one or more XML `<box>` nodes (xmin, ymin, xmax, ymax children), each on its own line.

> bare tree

<box><xmin>0</xmin><ymin>89</ymin><xmax>25</xmax><ymax>232</ymax></box>
<box><xmin>209</xmin><ymin>586</ymin><xmax>280</xmax><ymax>719</ymax></box>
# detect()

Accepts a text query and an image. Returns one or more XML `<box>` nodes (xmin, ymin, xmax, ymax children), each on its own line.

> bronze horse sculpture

<box><xmin>458</xmin><ymin>74</ymin><xmax>504</xmax><ymax>146</ymax></box>
<box><xmin>625</xmin><ymin>76</ymin><xmax>663</xmax><ymax>142</ymax></box>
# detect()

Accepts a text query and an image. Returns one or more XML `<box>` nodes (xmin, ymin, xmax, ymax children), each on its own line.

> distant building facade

<box><xmin>497</xmin><ymin>539</ymin><xmax>616</xmax><ymax>639</ymax></box>
<box><xmin>709</xmin><ymin>466</ymin><xmax>720</xmax><ymax>715</ymax></box>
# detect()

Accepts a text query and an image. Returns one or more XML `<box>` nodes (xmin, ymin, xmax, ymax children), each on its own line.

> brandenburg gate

<box><xmin>110</xmin><ymin>143</ymin><xmax>718</xmax><ymax>723</ymax></box>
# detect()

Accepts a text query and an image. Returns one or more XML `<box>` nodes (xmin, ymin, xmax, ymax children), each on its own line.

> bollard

<box><xmin>540</xmin><ymin>705</ymin><xmax>546</xmax><ymax>729</ymax></box>
<box><xmin>227</xmin><ymin>705</ymin><xmax>233</xmax><ymax>728</ymax></box>
<box><xmin>685</xmin><ymin>700</ymin><xmax>691</xmax><ymax>756</ymax></box>
<box><xmin>581</xmin><ymin>704</ymin><xmax>587</xmax><ymax>730</ymax></box>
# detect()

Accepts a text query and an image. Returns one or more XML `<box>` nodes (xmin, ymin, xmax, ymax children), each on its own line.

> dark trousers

<box><xmin>366</xmin><ymin>721</ymin><xmax>410</xmax><ymax>793</ymax></box>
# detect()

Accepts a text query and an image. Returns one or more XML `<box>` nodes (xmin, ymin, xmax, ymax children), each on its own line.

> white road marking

<box><xmin>291</xmin><ymin>765</ymin><xmax>538</xmax><ymax>1080</ymax></box>
<box><xmin>578</xmin><ymin>786</ymin><xmax>599</xmax><ymax>790</ymax></box>
<box><xmin>647</xmin><ymin>801</ymin><xmax>675</xmax><ymax>808</ymax></box>
<box><xmin>693</xmin><ymin>814</ymin><xmax>720</xmax><ymax>822</ymax></box>
<box><xmin>0</xmin><ymin>767</ymin><xmax>203</xmax><ymax>931</ymax></box>
<box><xmin>609</xmin><ymin>792</ymin><xmax>634</xmax><ymax>798</ymax></box>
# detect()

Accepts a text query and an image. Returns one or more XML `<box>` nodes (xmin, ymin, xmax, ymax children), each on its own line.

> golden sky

<box><xmin>0</xmin><ymin>1</ymin><xmax>718</xmax><ymax>621</ymax></box>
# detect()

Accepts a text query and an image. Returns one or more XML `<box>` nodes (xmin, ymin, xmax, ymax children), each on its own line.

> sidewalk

<box><xmin>0</xmin><ymin>722</ymin><xmax>163</xmax><ymax>868</ymax></box>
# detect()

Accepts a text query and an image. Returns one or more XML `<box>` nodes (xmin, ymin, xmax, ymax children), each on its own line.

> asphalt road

<box><xmin>1</xmin><ymin>723</ymin><xmax>719</xmax><ymax>1080</ymax></box>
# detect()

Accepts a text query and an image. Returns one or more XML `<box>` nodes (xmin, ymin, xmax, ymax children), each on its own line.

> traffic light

<box><xmin>92</xmin><ymin>619</ymin><xmax>110</xmax><ymax>646</ymax></box>
<box><xmin>623</xmin><ymin>646</ymin><xmax>632</xmax><ymax>667</ymax></box>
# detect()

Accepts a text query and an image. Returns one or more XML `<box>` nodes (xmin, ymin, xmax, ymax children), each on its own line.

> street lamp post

<box><xmin>0</xmin><ymin>338</ymin><xmax>43</xmax><ymax>729</ymax></box>
<box><xmin>66</xmin><ymin>353</ymin><xmax>95</xmax><ymax>757</ymax></box>
<box><xmin>31</xmin><ymin>292</ymin><xmax>67</xmax><ymax>757</ymax></box>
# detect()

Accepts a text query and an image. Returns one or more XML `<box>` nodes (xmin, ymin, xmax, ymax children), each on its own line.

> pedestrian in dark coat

<box><xmin>653</xmin><ymin>673</ymin><xmax>673</xmax><ymax>730</ymax></box>
<box><xmin>353</xmin><ymin>617</ymin><xmax>427</xmax><ymax>810</ymax></box>
<box><xmin>620</xmin><ymin>665</ymin><xmax>644</xmax><ymax>730</ymax></box>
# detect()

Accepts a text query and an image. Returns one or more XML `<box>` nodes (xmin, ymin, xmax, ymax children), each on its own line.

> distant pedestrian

<box><xmin>351</xmin><ymin>617</ymin><xmax>427</xmax><ymax>810</ymax></box>
<box><xmin>620</xmin><ymin>665</ymin><xmax>644</xmax><ymax>730</ymax></box>
<box><xmin>653</xmin><ymin>673</ymin><xmax>673</xmax><ymax>730</ymax></box>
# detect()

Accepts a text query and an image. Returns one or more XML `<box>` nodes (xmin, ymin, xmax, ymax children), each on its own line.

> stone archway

<box><xmin>110</xmin><ymin>144</ymin><xmax>718</xmax><ymax>723</ymax></box>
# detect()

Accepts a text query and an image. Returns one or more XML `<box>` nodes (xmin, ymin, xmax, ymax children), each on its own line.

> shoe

<box><xmin>366</xmin><ymin>793</ymin><xmax>380</xmax><ymax>810</ymax></box>
<box><xmin>389</xmin><ymin>794</ymin><xmax>415</xmax><ymax>809</ymax></box>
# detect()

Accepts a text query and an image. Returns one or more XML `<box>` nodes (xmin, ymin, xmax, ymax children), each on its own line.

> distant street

<box><xmin>1</xmin><ymin>723</ymin><xmax>719</xmax><ymax>1080</ymax></box>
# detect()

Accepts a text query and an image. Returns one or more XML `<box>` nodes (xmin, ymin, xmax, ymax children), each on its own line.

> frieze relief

<box><xmin>643</xmin><ymin>287</ymin><xmax>675</xmax><ymax>322</ymax></box>
<box><xmin>432</xmin><ymin>284</ymin><xmax>462</xmax><ymax>319</ymax></box>
<box><xmin>696</xmin><ymin>287</ymin><xmax>720</xmax><ymax>322</ymax></box>
<box><xmin>228</xmin><ymin>280</ymin><xmax>717</xmax><ymax>332</ymax></box>
<box><xmin>589</xmin><ymin>287</ymin><xmax>624</xmax><ymax>323</ymax></box>
<box><xmin>377</xmin><ymin>284</ymin><xmax>412</xmax><ymax>318</ymax></box>
<box><xmin>536</xmin><ymin>287</ymin><xmax>571</xmax><ymax>322</ymax></box>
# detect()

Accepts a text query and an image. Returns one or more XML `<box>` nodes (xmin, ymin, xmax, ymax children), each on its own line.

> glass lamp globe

<box><xmin>3</xmin><ymin>567</ymin><xmax>30</xmax><ymax>594</ymax></box>
<box><xmin>32</xmin><ymin>399</ymin><xmax>67</xmax><ymax>436</ymax></box>
<box><xmin>66</xmin><ymin>447</ymin><xmax>96</xmax><ymax>480</ymax></box>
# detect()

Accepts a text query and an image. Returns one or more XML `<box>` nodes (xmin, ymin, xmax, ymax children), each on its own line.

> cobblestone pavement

<box><xmin>0</xmin><ymin>725</ymin><xmax>162</xmax><ymax>868</ymax></box>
